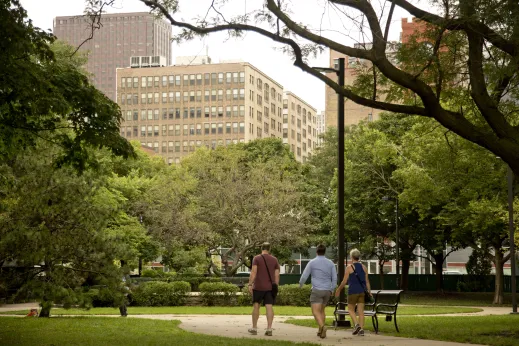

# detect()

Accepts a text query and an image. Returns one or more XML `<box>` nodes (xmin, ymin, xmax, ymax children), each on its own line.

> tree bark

<box><xmin>401</xmin><ymin>259</ymin><xmax>410</xmax><ymax>291</ymax></box>
<box><xmin>493</xmin><ymin>250</ymin><xmax>504</xmax><ymax>304</ymax></box>
<box><xmin>39</xmin><ymin>300</ymin><xmax>52</xmax><ymax>318</ymax></box>
<box><xmin>433</xmin><ymin>253</ymin><xmax>445</xmax><ymax>292</ymax></box>
<box><xmin>378</xmin><ymin>261</ymin><xmax>385</xmax><ymax>289</ymax></box>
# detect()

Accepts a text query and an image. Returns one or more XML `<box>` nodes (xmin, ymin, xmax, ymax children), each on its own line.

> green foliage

<box><xmin>237</xmin><ymin>286</ymin><xmax>253</xmax><ymax>306</ymax></box>
<box><xmin>0</xmin><ymin>1</ymin><xmax>134</xmax><ymax>170</ymax></box>
<box><xmin>84</xmin><ymin>287</ymin><xmax>122</xmax><ymax>308</ymax></box>
<box><xmin>199</xmin><ymin>282</ymin><xmax>239</xmax><ymax>306</ymax></box>
<box><xmin>181</xmin><ymin>139</ymin><xmax>315</xmax><ymax>276</ymax></box>
<box><xmin>131</xmin><ymin>281</ymin><xmax>190</xmax><ymax>306</ymax></box>
<box><xmin>161</xmin><ymin>246</ymin><xmax>209</xmax><ymax>274</ymax></box>
<box><xmin>276</xmin><ymin>284</ymin><xmax>312</xmax><ymax>306</ymax></box>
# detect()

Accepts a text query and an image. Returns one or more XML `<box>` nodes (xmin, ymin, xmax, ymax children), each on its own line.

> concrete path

<box><xmin>127</xmin><ymin>314</ymin><xmax>484</xmax><ymax>346</ymax></box>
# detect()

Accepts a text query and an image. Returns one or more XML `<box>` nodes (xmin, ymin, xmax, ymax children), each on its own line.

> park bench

<box><xmin>334</xmin><ymin>290</ymin><xmax>403</xmax><ymax>333</ymax></box>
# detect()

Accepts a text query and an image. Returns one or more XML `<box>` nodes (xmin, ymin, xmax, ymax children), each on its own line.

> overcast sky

<box><xmin>19</xmin><ymin>0</ymin><xmax>424</xmax><ymax>111</ymax></box>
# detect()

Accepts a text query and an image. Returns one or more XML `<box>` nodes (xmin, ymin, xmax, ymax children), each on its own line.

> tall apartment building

<box><xmin>53</xmin><ymin>12</ymin><xmax>172</xmax><ymax>101</ymax></box>
<box><xmin>324</xmin><ymin>48</ymin><xmax>383</xmax><ymax>128</ymax></box>
<box><xmin>316</xmin><ymin>111</ymin><xmax>326</xmax><ymax>146</ymax></box>
<box><xmin>282</xmin><ymin>92</ymin><xmax>318</xmax><ymax>163</ymax></box>
<box><xmin>116</xmin><ymin>61</ymin><xmax>316</xmax><ymax>164</ymax></box>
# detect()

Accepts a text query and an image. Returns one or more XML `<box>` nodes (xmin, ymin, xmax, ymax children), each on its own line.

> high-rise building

<box><xmin>316</xmin><ymin>111</ymin><xmax>326</xmax><ymax>145</ymax></box>
<box><xmin>282</xmin><ymin>92</ymin><xmax>318</xmax><ymax>163</ymax></box>
<box><xmin>53</xmin><ymin>12</ymin><xmax>172</xmax><ymax>101</ymax></box>
<box><xmin>116</xmin><ymin>60</ymin><xmax>317</xmax><ymax>164</ymax></box>
<box><xmin>325</xmin><ymin>42</ymin><xmax>398</xmax><ymax>128</ymax></box>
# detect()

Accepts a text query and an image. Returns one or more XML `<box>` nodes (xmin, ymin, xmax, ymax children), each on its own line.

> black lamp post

<box><xmin>313</xmin><ymin>58</ymin><xmax>347</xmax><ymax>326</ymax></box>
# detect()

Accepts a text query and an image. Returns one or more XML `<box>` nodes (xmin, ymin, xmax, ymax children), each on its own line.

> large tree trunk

<box><xmin>433</xmin><ymin>253</ymin><xmax>445</xmax><ymax>292</ymax></box>
<box><xmin>378</xmin><ymin>261</ymin><xmax>385</xmax><ymax>289</ymax></box>
<box><xmin>39</xmin><ymin>300</ymin><xmax>52</xmax><ymax>318</ymax></box>
<box><xmin>493</xmin><ymin>251</ymin><xmax>504</xmax><ymax>304</ymax></box>
<box><xmin>401</xmin><ymin>259</ymin><xmax>410</xmax><ymax>291</ymax></box>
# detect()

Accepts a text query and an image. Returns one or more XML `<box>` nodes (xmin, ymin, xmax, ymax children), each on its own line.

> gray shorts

<box><xmin>310</xmin><ymin>289</ymin><xmax>331</xmax><ymax>305</ymax></box>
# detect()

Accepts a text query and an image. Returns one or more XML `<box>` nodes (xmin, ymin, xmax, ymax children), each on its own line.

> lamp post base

<box><xmin>510</xmin><ymin>312</ymin><xmax>519</xmax><ymax>315</ymax></box>
<box><xmin>333</xmin><ymin>320</ymin><xmax>351</xmax><ymax>328</ymax></box>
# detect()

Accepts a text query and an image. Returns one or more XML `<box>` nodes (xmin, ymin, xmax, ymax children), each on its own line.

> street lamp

<box><xmin>382</xmin><ymin>196</ymin><xmax>399</xmax><ymax>289</ymax></box>
<box><xmin>507</xmin><ymin>166</ymin><xmax>517</xmax><ymax>314</ymax></box>
<box><xmin>314</xmin><ymin>58</ymin><xmax>347</xmax><ymax>326</ymax></box>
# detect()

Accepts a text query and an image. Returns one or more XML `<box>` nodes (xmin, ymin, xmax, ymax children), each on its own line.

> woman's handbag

<box><xmin>261</xmin><ymin>255</ymin><xmax>278</xmax><ymax>298</ymax></box>
<box><xmin>352</xmin><ymin>264</ymin><xmax>373</xmax><ymax>303</ymax></box>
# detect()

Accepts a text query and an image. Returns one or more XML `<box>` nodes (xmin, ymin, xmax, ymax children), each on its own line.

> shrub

<box><xmin>141</xmin><ymin>269</ymin><xmax>159</xmax><ymax>278</ymax></box>
<box><xmin>131</xmin><ymin>281</ymin><xmax>190</xmax><ymax>306</ymax></box>
<box><xmin>237</xmin><ymin>286</ymin><xmax>252</xmax><ymax>306</ymax></box>
<box><xmin>276</xmin><ymin>284</ymin><xmax>312</xmax><ymax>306</ymax></box>
<box><xmin>84</xmin><ymin>287</ymin><xmax>119</xmax><ymax>307</ymax></box>
<box><xmin>199</xmin><ymin>282</ymin><xmax>239</xmax><ymax>306</ymax></box>
<box><xmin>170</xmin><ymin>276</ymin><xmax>222</xmax><ymax>292</ymax></box>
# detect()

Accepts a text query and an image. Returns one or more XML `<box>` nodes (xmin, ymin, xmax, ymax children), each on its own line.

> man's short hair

<box><xmin>261</xmin><ymin>242</ymin><xmax>271</xmax><ymax>251</ymax></box>
<box><xmin>316</xmin><ymin>244</ymin><xmax>326</xmax><ymax>256</ymax></box>
<box><xmin>350</xmin><ymin>248</ymin><xmax>361</xmax><ymax>261</ymax></box>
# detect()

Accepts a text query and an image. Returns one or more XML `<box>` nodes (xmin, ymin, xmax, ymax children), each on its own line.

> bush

<box><xmin>84</xmin><ymin>287</ymin><xmax>121</xmax><ymax>307</ymax></box>
<box><xmin>170</xmin><ymin>276</ymin><xmax>222</xmax><ymax>292</ymax></box>
<box><xmin>131</xmin><ymin>281</ymin><xmax>190</xmax><ymax>306</ymax></box>
<box><xmin>276</xmin><ymin>284</ymin><xmax>312</xmax><ymax>306</ymax></box>
<box><xmin>237</xmin><ymin>286</ymin><xmax>252</xmax><ymax>306</ymax></box>
<box><xmin>199</xmin><ymin>282</ymin><xmax>239</xmax><ymax>306</ymax></box>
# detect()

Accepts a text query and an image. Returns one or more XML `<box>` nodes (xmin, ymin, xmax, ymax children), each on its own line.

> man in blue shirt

<box><xmin>299</xmin><ymin>244</ymin><xmax>337</xmax><ymax>339</ymax></box>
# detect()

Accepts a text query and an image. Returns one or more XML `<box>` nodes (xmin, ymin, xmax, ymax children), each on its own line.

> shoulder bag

<box><xmin>261</xmin><ymin>255</ymin><xmax>278</xmax><ymax>298</ymax></box>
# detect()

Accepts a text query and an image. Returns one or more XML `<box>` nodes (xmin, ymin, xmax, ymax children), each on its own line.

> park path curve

<box><xmin>1</xmin><ymin>303</ymin><xmax>512</xmax><ymax>346</ymax></box>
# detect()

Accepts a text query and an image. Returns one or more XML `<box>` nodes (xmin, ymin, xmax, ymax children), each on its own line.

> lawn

<box><xmin>401</xmin><ymin>292</ymin><xmax>515</xmax><ymax>306</ymax></box>
<box><xmin>285</xmin><ymin>315</ymin><xmax>519</xmax><ymax>346</ymax></box>
<box><xmin>0</xmin><ymin>317</ymin><xmax>316</xmax><ymax>346</ymax></box>
<box><xmin>0</xmin><ymin>305</ymin><xmax>482</xmax><ymax>316</ymax></box>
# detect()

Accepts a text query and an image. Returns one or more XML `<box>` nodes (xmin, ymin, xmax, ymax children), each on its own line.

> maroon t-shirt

<box><xmin>252</xmin><ymin>254</ymin><xmax>280</xmax><ymax>291</ymax></box>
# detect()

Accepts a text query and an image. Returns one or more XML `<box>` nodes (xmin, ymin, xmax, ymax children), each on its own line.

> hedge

<box><xmin>199</xmin><ymin>282</ymin><xmax>239</xmax><ymax>306</ymax></box>
<box><xmin>131</xmin><ymin>281</ymin><xmax>190</xmax><ymax>306</ymax></box>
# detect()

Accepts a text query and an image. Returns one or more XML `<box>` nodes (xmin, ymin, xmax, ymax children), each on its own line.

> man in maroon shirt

<box><xmin>247</xmin><ymin>242</ymin><xmax>280</xmax><ymax>336</ymax></box>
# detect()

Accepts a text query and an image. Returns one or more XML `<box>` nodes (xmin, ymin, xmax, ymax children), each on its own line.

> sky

<box><xmin>19</xmin><ymin>0</ymin><xmax>424</xmax><ymax>112</ymax></box>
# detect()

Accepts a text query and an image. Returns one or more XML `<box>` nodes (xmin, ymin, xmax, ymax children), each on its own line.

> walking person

<box><xmin>299</xmin><ymin>244</ymin><xmax>337</xmax><ymax>339</ymax></box>
<box><xmin>247</xmin><ymin>242</ymin><xmax>280</xmax><ymax>336</ymax></box>
<box><xmin>335</xmin><ymin>249</ymin><xmax>372</xmax><ymax>336</ymax></box>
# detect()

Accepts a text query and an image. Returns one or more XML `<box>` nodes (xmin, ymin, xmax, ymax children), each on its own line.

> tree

<box><xmin>395</xmin><ymin>117</ymin><xmax>513</xmax><ymax>302</ymax></box>
<box><xmin>92</xmin><ymin>0</ymin><xmax>519</xmax><ymax>178</ymax></box>
<box><xmin>181</xmin><ymin>139</ymin><xmax>315</xmax><ymax>276</ymax></box>
<box><xmin>1</xmin><ymin>0</ymin><xmax>134</xmax><ymax>170</ymax></box>
<box><xmin>0</xmin><ymin>144</ymin><xmax>145</xmax><ymax>317</ymax></box>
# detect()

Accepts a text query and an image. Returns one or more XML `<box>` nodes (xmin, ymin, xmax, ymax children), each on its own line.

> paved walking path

<box><xmin>0</xmin><ymin>303</ymin><xmax>512</xmax><ymax>345</ymax></box>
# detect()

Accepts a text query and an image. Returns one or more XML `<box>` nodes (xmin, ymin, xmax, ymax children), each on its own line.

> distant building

<box><xmin>116</xmin><ymin>59</ymin><xmax>318</xmax><ymax>163</ymax></box>
<box><xmin>53</xmin><ymin>12</ymin><xmax>172</xmax><ymax>101</ymax></box>
<box><xmin>316</xmin><ymin>111</ymin><xmax>326</xmax><ymax>145</ymax></box>
<box><xmin>282</xmin><ymin>92</ymin><xmax>318</xmax><ymax>163</ymax></box>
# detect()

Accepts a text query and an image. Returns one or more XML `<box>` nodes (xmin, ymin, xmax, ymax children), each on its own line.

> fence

<box><xmin>239</xmin><ymin>273</ymin><xmax>519</xmax><ymax>292</ymax></box>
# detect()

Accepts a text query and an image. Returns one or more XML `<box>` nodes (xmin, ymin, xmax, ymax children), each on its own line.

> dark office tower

<box><xmin>53</xmin><ymin>12</ymin><xmax>172</xmax><ymax>101</ymax></box>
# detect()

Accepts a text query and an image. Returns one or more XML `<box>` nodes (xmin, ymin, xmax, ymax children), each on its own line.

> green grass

<box><xmin>285</xmin><ymin>315</ymin><xmax>519</xmax><ymax>346</ymax></box>
<box><xmin>401</xmin><ymin>292</ymin><xmax>515</xmax><ymax>306</ymax></box>
<box><xmin>0</xmin><ymin>305</ymin><xmax>482</xmax><ymax>316</ymax></box>
<box><xmin>0</xmin><ymin>317</ymin><xmax>316</xmax><ymax>346</ymax></box>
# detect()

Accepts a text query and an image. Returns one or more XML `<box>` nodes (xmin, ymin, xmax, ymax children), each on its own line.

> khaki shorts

<box><xmin>310</xmin><ymin>289</ymin><xmax>331</xmax><ymax>305</ymax></box>
<box><xmin>347</xmin><ymin>293</ymin><xmax>365</xmax><ymax>304</ymax></box>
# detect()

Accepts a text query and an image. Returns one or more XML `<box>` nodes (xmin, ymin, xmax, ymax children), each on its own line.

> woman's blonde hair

<box><xmin>350</xmin><ymin>248</ymin><xmax>361</xmax><ymax>261</ymax></box>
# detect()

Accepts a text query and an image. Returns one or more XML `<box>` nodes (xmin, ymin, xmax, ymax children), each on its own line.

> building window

<box><xmin>154</xmin><ymin>76</ymin><xmax>159</xmax><ymax>87</ymax></box>
<box><xmin>168</xmin><ymin>75</ymin><xmax>174</xmax><ymax>86</ymax></box>
<box><xmin>204</xmin><ymin>73</ymin><xmax>210</xmax><ymax>85</ymax></box>
<box><xmin>211</xmin><ymin>123</ymin><xmax>217</xmax><ymax>134</ymax></box>
<box><xmin>190</xmin><ymin>74</ymin><xmax>195</xmax><ymax>86</ymax></box>
<box><xmin>141</xmin><ymin>77</ymin><xmax>146</xmax><ymax>88</ymax></box>
<box><xmin>218</xmin><ymin>73</ymin><xmax>224</xmax><ymax>84</ymax></box>
<box><xmin>226</xmin><ymin>72</ymin><xmax>232</xmax><ymax>83</ymax></box>
<box><xmin>204</xmin><ymin>90</ymin><xmax>210</xmax><ymax>102</ymax></box>
<box><xmin>218</xmin><ymin>89</ymin><xmax>223</xmax><ymax>101</ymax></box>
<box><xmin>133</xmin><ymin>77</ymin><xmax>139</xmax><ymax>88</ymax></box>
<box><xmin>196</xmin><ymin>74</ymin><xmax>202</xmax><ymax>85</ymax></box>
<box><xmin>175</xmin><ymin>75</ymin><xmax>181</xmax><ymax>86</ymax></box>
<box><xmin>183</xmin><ymin>74</ymin><xmax>189</xmax><ymax>86</ymax></box>
<box><xmin>211</xmin><ymin>73</ymin><xmax>217</xmax><ymax>85</ymax></box>
<box><xmin>204</xmin><ymin>107</ymin><xmax>210</xmax><ymax>118</ymax></box>
<box><xmin>239</xmin><ymin>72</ymin><xmax>245</xmax><ymax>83</ymax></box>
<box><xmin>211</xmin><ymin>89</ymin><xmax>217</xmax><ymax>101</ymax></box>
<box><xmin>147</xmin><ymin>76</ymin><xmax>153</xmax><ymax>87</ymax></box>
<box><xmin>226</xmin><ymin>122</ymin><xmax>231</xmax><ymax>134</ymax></box>
<box><xmin>154</xmin><ymin>92</ymin><xmax>159</xmax><ymax>103</ymax></box>
<box><xmin>196</xmin><ymin>90</ymin><xmax>202</xmax><ymax>102</ymax></box>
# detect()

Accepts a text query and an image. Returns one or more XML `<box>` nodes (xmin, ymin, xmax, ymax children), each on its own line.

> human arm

<box><xmin>331</xmin><ymin>263</ymin><xmax>337</xmax><ymax>292</ymax></box>
<box><xmin>248</xmin><ymin>263</ymin><xmax>257</xmax><ymax>294</ymax></box>
<box><xmin>299</xmin><ymin>261</ymin><xmax>311</xmax><ymax>287</ymax></box>
<box><xmin>275</xmin><ymin>260</ymin><xmax>280</xmax><ymax>285</ymax></box>
<box><xmin>335</xmin><ymin>265</ymin><xmax>351</xmax><ymax>297</ymax></box>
